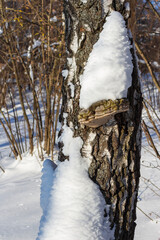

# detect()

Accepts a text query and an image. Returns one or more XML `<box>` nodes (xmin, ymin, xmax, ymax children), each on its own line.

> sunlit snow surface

<box><xmin>80</xmin><ymin>11</ymin><xmax>133</xmax><ymax>109</ymax></box>
<box><xmin>37</xmin><ymin>127</ymin><xmax>110</xmax><ymax>240</ymax></box>
<box><xmin>0</xmin><ymin>152</ymin><xmax>42</xmax><ymax>240</ymax></box>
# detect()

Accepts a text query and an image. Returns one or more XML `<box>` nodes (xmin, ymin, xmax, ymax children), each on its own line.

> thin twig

<box><xmin>142</xmin><ymin>120</ymin><xmax>160</xmax><ymax>160</ymax></box>
<box><xmin>143</xmin><ymin>101</ymin><xmax>160</xmax><ymax>141</ymax></box>
<box><xmin>135</xmin><ymin>42</ymin><xmax>160</xmax><ymax>93</ymax></box>
<box><xmin>146</xmin><ymin>0</ymin><xmax>160</xmax><ymax>21</ymax></box>
<box><xmin>137</xmin><ymin>206</ymin><xmax>154</xmax><ymax>221</ymax></box>
<box><xmin>141</xmin><ymin>176</ymin><xmax>160</xmax><ymax>191</ymax></box>
<box><xmin>0</xmin><ymin>165</ymin><xmax>5</xmax><ymax>173</ymax></box>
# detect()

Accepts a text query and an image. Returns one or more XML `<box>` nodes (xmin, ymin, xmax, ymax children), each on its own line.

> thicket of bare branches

<box><xmin>135</xmin><ymin>0</ymin><xmax>160</xmax><ymax>158</ymax></box>
<box><xmin>0</xmin><ymin>0</ymin><xmax>65</xmax><ymax>159</ymax></box>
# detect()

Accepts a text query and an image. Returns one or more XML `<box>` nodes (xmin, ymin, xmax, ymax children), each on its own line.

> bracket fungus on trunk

<box><xmin>78</xmin><ymin>98</ymin><xmax>129</xmax><ymax>128</ymax></box>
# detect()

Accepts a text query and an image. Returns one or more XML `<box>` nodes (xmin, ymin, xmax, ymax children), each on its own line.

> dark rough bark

<box><xmin>58</xmin><ymin>0</ymin><xmax>142</xmax><ymax>239</ymax></box>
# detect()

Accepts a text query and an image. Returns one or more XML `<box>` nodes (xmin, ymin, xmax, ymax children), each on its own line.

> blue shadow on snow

<box><xmin>36</xmin><ymin>159</ymin><xmax>57</xmax><ymax>240</ymax></box>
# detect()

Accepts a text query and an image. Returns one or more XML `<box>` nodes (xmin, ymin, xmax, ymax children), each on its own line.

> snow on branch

<box><xmin>79</xmin><ymin>11</ymin><xmax>133</xmax><ymax>110</ymax></box>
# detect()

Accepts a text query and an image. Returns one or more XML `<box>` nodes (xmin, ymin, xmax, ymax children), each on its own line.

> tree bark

<box><xmin>58</xmin><ymin>0</ymin><xmax>142</xmax><ymax>239</ymax></box>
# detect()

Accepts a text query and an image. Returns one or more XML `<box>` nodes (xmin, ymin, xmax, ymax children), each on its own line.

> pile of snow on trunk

<box><xmin>80</xmin><ymin>11</ymin><xmax>133</xmax><ymax>109</ymax></box>
<box><xmin>37</xmin><ymin>127</ymin><xmax>108</xmax><ymax>240</ymax></box>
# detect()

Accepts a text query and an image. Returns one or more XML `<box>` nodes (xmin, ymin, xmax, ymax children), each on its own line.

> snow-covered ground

<box><xmin>135</xmin><ymin>148</ymin><xmax>160</xmax><ymax>240</ymax></box>
<box><xmin>0</xmin><ymin>103</ymin><xmax>42</xmax><ymax>240</ymax></box>
<box><xmin>0</xmin><ymin>103</ymin><xmax>160</xmax><ymax>240</ymax></box>
<box><xmin>0</xmin><ymin>146</ymin><xmax>42</xmax><ymax>240</ymax></box>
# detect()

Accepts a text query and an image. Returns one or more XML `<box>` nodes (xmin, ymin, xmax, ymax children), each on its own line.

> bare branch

<box><xmin>135</xmin><ymin>42</ymin><xmax>160</xmax><ymax>92</ymax></box>
<box><xmin>146</xmin><ymin>0</ymin><xmax>160</xmax><ymax>21</ymax></box>
<box><xmin>142</xmin><ymin>120</ymin><xmax>160</xmax><ymax>160</ymax></box>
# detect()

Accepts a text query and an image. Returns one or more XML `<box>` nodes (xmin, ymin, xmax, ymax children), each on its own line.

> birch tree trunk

<box><xmin>58</xmin><ymin>0</ymin><xmax>142</xmax><ymax>239</ymax></box>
